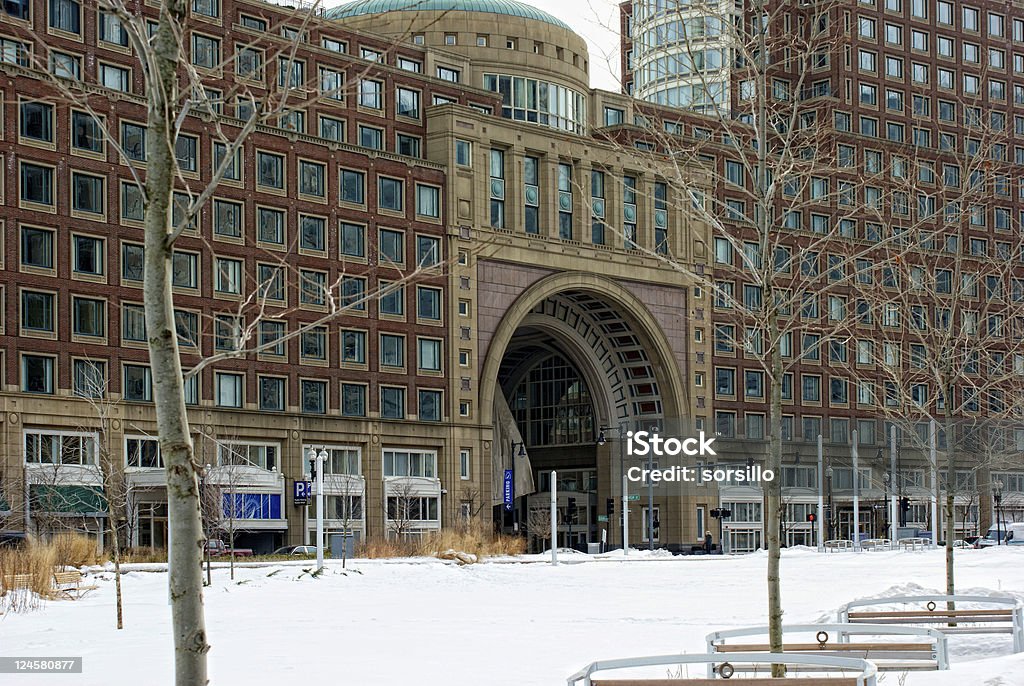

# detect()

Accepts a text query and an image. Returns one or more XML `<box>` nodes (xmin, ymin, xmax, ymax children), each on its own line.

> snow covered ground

<box><xmin>2</xmin><ymin>546</ymin><xmax>1023</xmax><ymax>685</ymax></box>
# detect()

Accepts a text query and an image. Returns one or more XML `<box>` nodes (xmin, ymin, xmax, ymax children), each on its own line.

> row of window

<box><xmin>14</xmin><ymin>227</ymin><xmax>442</xmax><ymax>291</ymax></box>
<box><xmin>31</xmin><ymin>428</ymin><xmax>468</xmax><ymax>480</ymax></box>
<box><xmin>714</xmin><ymin>241</ymin><xmax>1021</xmax><ymax>290</ymax></box>
<box><xmin>856</xmin><ymin>1</ymin><xmax>1023</xmax><ymax>42</ymax></box>
<box><xmin>18</xmin><ymin>282</ymin><xmax>444</xmax><ymax>349</ymax></box>
<box><xmin>18</xmin><ymin>353</ymin><xmax>448</xmax><ymax>419</ymax></box>
<box><xmin>713</xmin><ymin>367</ymin><xmax>1000</xmax><ymax>415</ymax></box>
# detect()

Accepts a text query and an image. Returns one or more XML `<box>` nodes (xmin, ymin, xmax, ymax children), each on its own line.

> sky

<box><xmin>531</xmin><ymin>0</ymin><xmax>625</xmax><ymax>91</ymax></box>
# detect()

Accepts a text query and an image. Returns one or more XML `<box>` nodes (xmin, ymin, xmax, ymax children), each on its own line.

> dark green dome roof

<box><xmin>325</xmin><ymin>0</ymin><xmax>572</xmax><ymax>31</ymax></box>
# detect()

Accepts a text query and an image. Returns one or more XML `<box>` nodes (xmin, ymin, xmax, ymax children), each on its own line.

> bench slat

<box><xmin>594</xmin><ymin>680</ymin><xmax>860</xmax><ymax>686</ymax></box>
<box><xmin>849</xmin><ymin>609</ymin><xmax>1011</xmax><ymax>618</ymax></box>
<box><xmin>715</xmin><ymin>643</ymin><xmax>933</xmax><ymax>652</ymax></box>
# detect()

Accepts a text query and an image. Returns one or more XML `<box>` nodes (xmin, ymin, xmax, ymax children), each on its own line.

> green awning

<box><xmin>30</xmin><ymin>485</ymin><xmax>108</xmax><ymax>516</ymax></box>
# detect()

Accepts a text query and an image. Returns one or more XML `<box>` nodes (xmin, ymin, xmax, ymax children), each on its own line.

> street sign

<box><xmin>627</xmin><ymin>494</ymin><xmax>641</xmax><ymax>501</ymax></box>
<box><xmin>597</xmin><ymin>515</ymin><xmax>609</xmax><ymax>522</ymax></box>
<box><xmin>293</xmin><ymin>480</ymin><xmax>312</xmax><ymax>506</ymax></box>
<box><xmin>503</xmin><ymin>469</ymin><xmax>514</xmax><ymax>511</ymax></box>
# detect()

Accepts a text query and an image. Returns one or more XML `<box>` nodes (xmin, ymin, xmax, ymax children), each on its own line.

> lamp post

<box><xmin>597</xmin><ymin>423</ymin><xmax>628</xmax><ymax>554</ymax></box>
<box><xmin>883</xmin><ymin>471</ymin><xmax>891</xmax><ymax>540</ymax></box>
<box><xmin>509</xmin><ymin>440</ymin><xmax>525</xmax><ymax>534</ymax></box>
<box><xmin>826</xmin><ymin>466</ymin><xmax>834</xmax><ymax>540</ymax></box>
<box><xmin>994</xmin><ymin>480</ymin><xmax>1004</xmax><ymax>545</ymax></box>
<box><xmin>202</xmin><ymin>463</ymin><xmax>212</xmax><ymax>587</ymax></box>
<box><xmin>647</xmin><ymin>425</ymin><xmax>659</xmax><ymax>550</ymax></box>
<box><xmin>307</xmin><ymin>447</ymin><xmax>327</xmax><ymax>572</ymax></box>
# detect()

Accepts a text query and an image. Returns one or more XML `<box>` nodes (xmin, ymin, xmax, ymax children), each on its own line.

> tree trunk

<box><xmin>766</xmin><ymin>312</ymin><xmax>784</xmax><ymax>674</ymax></box>
<box><xmin>110</xmin><ymin>514</ymin><xmax>124</xmax><ymax>630</ymax></box>
<box><xmin>145</xmin><ymin>2</ymin><xmax>210</xmax><ymax>683</ymax></box>
<box><xmin>943</xmin><ymin>402</ymin><xmax>956</xmax><ymax>611</ymax></box>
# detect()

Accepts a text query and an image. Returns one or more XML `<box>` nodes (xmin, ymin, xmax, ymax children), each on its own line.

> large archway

<box><xmin>480</xmin><ymin>273</ymin><xmax>689</xmax><ymax>548</ymax></box>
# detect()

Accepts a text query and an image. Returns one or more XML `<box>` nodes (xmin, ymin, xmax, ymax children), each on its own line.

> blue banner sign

<box><xmin>503</xmin><ymin>469</ymin><xmax>514</xmax><ymax>511</ymax></box>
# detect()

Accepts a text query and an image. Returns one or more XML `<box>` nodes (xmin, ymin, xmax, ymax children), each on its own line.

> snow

<box><xmin>3</xmin><ymin>547</ymin><xmax>1024</xmax><ymax>685</ymax></box>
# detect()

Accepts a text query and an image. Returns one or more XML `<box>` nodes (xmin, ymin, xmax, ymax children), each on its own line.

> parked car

<box><xmin>976</xmin><ymin>523</ymin><xmax>1024</xmax><ymax>547</ymax></box>
<box><xmin>272</xmin><ymin>545</ymin><xmax>317</xmax><ymax>556</ymax></box>
<box><xmin>205</xmin><ymin>539</ymin><xmax>254</xmax><ymax>557</ymax></box>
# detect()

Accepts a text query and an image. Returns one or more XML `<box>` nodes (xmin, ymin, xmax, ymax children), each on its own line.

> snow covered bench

<box><xmin>567</xmin><ymin>653</ymin><xmax>878</xmax><ymax>686</ymax></box>
<box><xmin>824</xmin><ymin>540</ymin><xmax>853</xmax><ymax>552</ymax></box>
<box><xmin>838</xmin><ymin>595</ymin><xmax>1024</xmax><ymax>653</ymax></box>
<box><xmin>705</xmin><ymin>623</ymin><xmax>948</xmax><ymax>672</ymax></box>
<box><xmin>860</xmin><ymin>539</ymin><xmax>891</xmax><ymax>551</ymax></box>
<box><xmin>52</xmin><ymin>570</ymin><xmax>97</xmax><ymax>600</ymax></box>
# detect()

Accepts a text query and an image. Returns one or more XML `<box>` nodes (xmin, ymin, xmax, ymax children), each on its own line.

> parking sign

<box><xmin>294</xmin><ymin>480</ymin><xmax>312</xmax><ymax>505</ymax></box>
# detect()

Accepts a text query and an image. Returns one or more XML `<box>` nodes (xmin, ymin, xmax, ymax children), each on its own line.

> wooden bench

<box><xmin>568</xmin><ymin>653</ymin><xmax>879</xmax><ymax>686</ymax></box>
<box><xmin>897</xmin><ymin>537</ymin><xmax>928</xmax><ymax>551</ymax></box>
<box><xmin>706</xmin><ymin>624</ymin><xmax>948</xmax><ymax>673</ymax></box>
<box><xmin>592</xmin><ymin>681</ymin><xmax>860</xmax><ymax>685</ymax></box>
<box><xmin>52</xmin><ymin>570</ymin><xmax>98</xmax><ymax>600</ymax></box>
<box><xmin>838</xmin><ymin>595</ymin><xmax>1024</xmax><ymax>653</ymax></box>
<box><xmin>1</xmin><ymin>573</ymin><xmax>35</xmax><ymax>591</ymax></box>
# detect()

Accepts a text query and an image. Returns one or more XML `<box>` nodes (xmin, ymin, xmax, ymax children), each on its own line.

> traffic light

<box><xmin>900</xmin><ymin>497</ymin><xmax>911</xmax><ymax>513</ymax></box>
<box><xmin>807</xmin><ymin>513</ymin><xmax>817</xmax><ymax>523</ymax></box>
<box><xmin>606</xmin><ymin>498</ymin><xmax>614</xmax><ymax>518</ymax></box>
<box><xmin>567</xmin><ymin>497</ymin><xmax>577</xmax><ymax>523</ymax></box>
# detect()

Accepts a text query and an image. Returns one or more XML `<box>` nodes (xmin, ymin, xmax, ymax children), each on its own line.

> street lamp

<box><xmin>202</xmin><ymin>463</ymin><xmax>212</xmax><ymax>587</ymax></box>
<box><xmin>509</xmin><ymin>440</ymin><xmax>525</xmax><ymax>534</ymax></box>
<box><xmin>307</xmin><ymin>447</ymin><xmax>327</xmax><ymax>571</ymax></box>
<box><xmin>994</xmin><ymin>480</ymin><xmax>1004</xmax><ymax>545</ymax></box>
<box><xmin>598</xmin><ymin>423</ymin><xmax>629</xmax><ymax>555</ymax></box>
<box><xmin>883</xmin><ymin>471</ymin><xmax>892</xmax><ymax>539</ymax></box>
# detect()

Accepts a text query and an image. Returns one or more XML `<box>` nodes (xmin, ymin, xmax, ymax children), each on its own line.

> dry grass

<box><xmin>356</xmin><ymin>526</ymin><xmax>526</xmax><ymax>561</ymax></box>
<box><xmin>0</xmin><ymin>533</ymin><xmax>103</xmax><ymax>613</ymax></box>
<box><xmin>0</xmin><ymin>540</ymin><xmax>59</xmax><ymax>612</ymax></box>
<box><xmin>121</xmin><ymin>547</ymin><xmax>168</xmax><ymax>564</ymax></box>
<box><xmin>51</xmin><ymin>532</ymin><xmax>100</xmax><ymax>568</ymax></box>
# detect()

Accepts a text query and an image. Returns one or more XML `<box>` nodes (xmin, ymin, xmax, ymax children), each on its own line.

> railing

<box><xmin>838</xmin><ymin>595</ymin><xmax>1024</xmax><ymax>653</ymax></box>
<box><xmin>567</xmin><ymin>652</ymin><xmax>878</xmax><ymax>685</ymax></box>
<box><xmin>705</xmin><ymin>623</ymin><xmax>949</xmax><ymax>672</ymax></box>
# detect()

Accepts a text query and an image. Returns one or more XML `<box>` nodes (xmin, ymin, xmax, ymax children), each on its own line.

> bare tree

<box><xmin>849</xmin><ymin>189</ymin><xmax>1024</xmax><ymax>595</ymax></box>
<box><xmin>594</xmin><ymin>0</ymin><xmax>1020</xmax><ymax>661</ymax></box>
<box><xmin>74</xmin><ymin>372</ymin><xmax>137</xmax><ymax>630</ymax></box>
<box><xmin>526</xmin><ymin>505</ymin><xmax>553</xmax><ymax>554</ymax></box>
<box><xmin>13</xmin><ymin>2</ymin><xmax>453</xmax><ymax>678</ymax></box>
<box><xmin>384</xmin><ymin>480</ymin><xmax>422</xmax><ymax>541</ymax></box>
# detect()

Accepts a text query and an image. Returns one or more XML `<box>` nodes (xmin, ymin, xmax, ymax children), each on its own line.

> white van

<box><xmin>978</xmin><ymin>522</ymin><xmax>1024</xmax><ymax>546</ymax></box>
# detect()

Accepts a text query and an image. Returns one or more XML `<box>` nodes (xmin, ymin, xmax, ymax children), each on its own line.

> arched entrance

<box><xmin>480</xmin><ymin>273</ymin><xmax>688</xmax><ymax>550</ymax></box>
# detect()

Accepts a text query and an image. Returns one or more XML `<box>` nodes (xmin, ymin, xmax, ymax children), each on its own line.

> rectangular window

<box><xmin>380</xmin><ymin>387</ymin><xmax>406</xmax><ymax>419</ymax></box>
<box><xmin>73</xmin><ymin>359</ymin><xmax>106</xmax><ymax>398</ymax></box>
<box><xmin>21</xmin><ymin>290</ymin><xmax>55</xmax><ymax>332</ymax></box>
<box><xmin>123</xmin><ymin>364</ymin><xmax>153</xmax><ymax>401</ymax></box>
<box><xmin>378</xmin><ymin>177</ymin><xmax>404</xmax><ymax>212</ymax></box>
<box><xmin>340</xmin><ymin>170</ymin><xmax>365</xmax><ymax>204</ymax></box>
<box><xmin>341</xmin><ymin>383</ymin><xmax>366</xmax><ymax>416</ymax></box>
<box><xmin>21</xmin><ymin>355</ymin><xmax>54</xmax><ymax>394</ymax></box>
<box><xmin>418</xmin><ymin>389</ymin><xmax>442</xmax><ymax>421</ymax></box>
<box><xmin>71</xmin><ymin>111</ymin><xmax>102</xmax><ymax>153</ymax></box>
<box><xmin>256</xmin><ymin>151</ymin><xmax>284</xmax><ymax>190</ymax></box>
<box><xmin>20</xmin><ymin>162</ymin><xmax>54</xmax><ymax>206</ymax></box>
<box><xmin>215</xmin><ymin>372</ymin><xmax>243</xmax><ymax>407</ymax></box>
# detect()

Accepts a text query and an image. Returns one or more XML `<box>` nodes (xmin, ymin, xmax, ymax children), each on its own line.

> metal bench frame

<box><xmin>838</xmin><ymin>595</ymin><xmax>1024</xmax><ymax>653</ymax></box>
<box><xmin>705</xmin><ymin>623</ymin><xmax>949</xmax><ymax>674</ymax></box>
<box><xmin>567</xmin><ymin>653</ymin><xmax>878</xmax><ymax>686</ymax></box>
<box><xmin>824</xmin><ymin>540</ymin><xmax>854</xmax><ymax>552</ymax></box>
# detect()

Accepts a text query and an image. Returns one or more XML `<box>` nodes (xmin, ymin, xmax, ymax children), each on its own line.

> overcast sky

<box><xmin>527</xmin><ymin>0</ymin><xmax>625</xmax><ymax>91</ymax></box>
